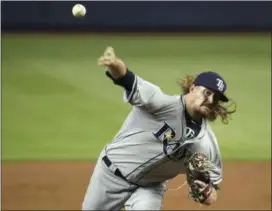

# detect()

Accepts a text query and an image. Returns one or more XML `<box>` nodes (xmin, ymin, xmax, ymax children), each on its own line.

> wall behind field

<box><xmin>2</xmin><ymin>1</ymin><xmax>272</xmax><ymax>31</ymax></box>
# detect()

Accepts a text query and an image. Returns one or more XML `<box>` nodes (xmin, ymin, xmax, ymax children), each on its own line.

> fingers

<box><xmin>97</xmin><ymin>46</ymin><xmax>116</xmax><ymax>67</ymax></box>
<box><xmin>97</xmin><ymin>56</ymin><xmax>114</xmax><ymax>66</ymax></box>
<box><xmin>194</xmin><ymin>180</ymin><xmax>207</xmax><ymax>189</ymax></box>
<box><xmin>104</xmin><ymin>46</ymin><xmax>115</xmax><ymax>57</ymax></box>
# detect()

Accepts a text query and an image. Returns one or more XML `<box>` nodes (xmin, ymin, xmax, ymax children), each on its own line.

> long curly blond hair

<box><xmin>177</xmin><ymin>74</ymin><xmax>237</xmax><ymax>124</ymax></box>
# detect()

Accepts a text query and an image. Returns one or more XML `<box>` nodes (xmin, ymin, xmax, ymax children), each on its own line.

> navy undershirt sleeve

<box><xmin>105</xmin><ymin>69</ymin><xmax>135</xmax><ymax>92</ymax></box>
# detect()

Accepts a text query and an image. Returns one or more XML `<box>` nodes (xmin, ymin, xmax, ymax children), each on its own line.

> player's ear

<box><xmin>189</xmin><ymin>84</ymin><xmax>196</xmax><ymax>93</ymax></box>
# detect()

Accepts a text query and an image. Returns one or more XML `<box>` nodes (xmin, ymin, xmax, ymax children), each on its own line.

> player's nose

<box><xmin>206</xmin><ymin>95</ymin><xmax>214</xmax><ymax>104</ymax></box>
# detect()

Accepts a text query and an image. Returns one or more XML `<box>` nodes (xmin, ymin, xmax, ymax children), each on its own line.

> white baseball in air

<box><xmin>72</xmin><ymin>4</ymin><xmax>86</xmax><ymax>17</ymax></box>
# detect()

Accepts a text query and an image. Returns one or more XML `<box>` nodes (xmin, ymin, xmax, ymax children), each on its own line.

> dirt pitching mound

<box><xmin>2</xmin><ymin>161</ymin><xmax>271</xmax><ymax>210</ymax></box>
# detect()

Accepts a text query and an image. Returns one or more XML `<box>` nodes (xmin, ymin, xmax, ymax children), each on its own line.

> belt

<box><xmin>102</xmin><ymin>155</ymin><xmax>128</xmax><ymax>181</ymax></box>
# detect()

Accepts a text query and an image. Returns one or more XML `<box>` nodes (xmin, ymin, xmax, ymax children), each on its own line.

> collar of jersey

<box><xmin>180</xmin><ymin>95</ymin><xmax>207</xmax><ymax>141</ymax></box>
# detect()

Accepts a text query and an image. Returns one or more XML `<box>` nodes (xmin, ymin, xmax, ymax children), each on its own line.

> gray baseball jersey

<box><xmin>105</xmin><ymin>75</ymin><xmax>222</xmax><ymax>186</ymax></box>
<box><xmin>82</xmin><ymin>74</ymin><xmax>223</xmax><ymax>210</ymax></box>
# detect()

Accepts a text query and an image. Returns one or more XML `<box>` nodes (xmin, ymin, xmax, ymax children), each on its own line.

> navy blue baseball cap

<box><xmin>193</xmin><ymin>71</ymin><xmax>229</xmax><ymax>102</ymax></box>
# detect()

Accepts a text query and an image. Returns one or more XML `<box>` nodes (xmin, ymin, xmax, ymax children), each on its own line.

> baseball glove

<box><xmin>184</xmin><ymin>152</ymin><xmax>215</xmax><ymax>204</ymax></box>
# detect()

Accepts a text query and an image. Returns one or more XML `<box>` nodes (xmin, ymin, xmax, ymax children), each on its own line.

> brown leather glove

<box><xmin>184</xmin><ymin>152</ymin><xmax>215</xmax><ymax>204</ymax></box>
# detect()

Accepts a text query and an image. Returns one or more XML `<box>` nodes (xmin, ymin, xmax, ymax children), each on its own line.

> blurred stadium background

<box><xmin>1</xmin><ymin>1</ymin><xmax>271</xmax><ymax>210</ymax></box>
<box><xmin>2</xmin><ymin>1</ymin><xmax>271</xmax><ymax>161</ymax></box>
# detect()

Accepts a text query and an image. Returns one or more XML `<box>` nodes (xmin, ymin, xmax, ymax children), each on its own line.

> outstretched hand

<box><xmin>97</xmin><ymin>46</ymin><xmax>117</xmax><ymax>67</ymax></box>
<box><xmin>97</xmin><ymin>46</ymin><xmax>127</xmax><ymax>79</ymax></box>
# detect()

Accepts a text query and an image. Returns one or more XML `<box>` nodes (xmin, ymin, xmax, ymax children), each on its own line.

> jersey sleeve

<box><xmin>209</xmin><ymin>159</ymin><xmax>223</xmax><ymax>186</ymax></box>
<box><xmin>191</xmin><ymin>127</ymin><xmax>223</xmax><ymax>187</ymax></box>
<box><xmin>207</xmin><ymin>129</ymin><xmax>223</xmax><ymax>187</ymax></box>
<box><xmin>123</xmin><ymin>75</ymin><xmax>163</xmax><ymax>109</ymax></box>
<box><xmin>106</xmin><ymin>69</ymin><xmax>169</xmax><ymax>113</ymax></box>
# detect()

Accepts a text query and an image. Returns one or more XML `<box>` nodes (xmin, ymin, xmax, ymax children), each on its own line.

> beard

<box><xmin>197</xmin><ymin>104</ymin><xmax>217</xmax><ymax>121</ymax></box>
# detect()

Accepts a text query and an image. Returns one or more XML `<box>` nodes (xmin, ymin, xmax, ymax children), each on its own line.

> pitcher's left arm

<box><xmin>185</xmin><ymin>139</ymin><xmax>223</xmax><ymax>206</ymax></box>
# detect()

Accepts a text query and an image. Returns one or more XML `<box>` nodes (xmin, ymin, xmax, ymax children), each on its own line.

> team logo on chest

<box><xmin>186</xmin><ymin>127</ymin><xmax>195</xmax><ymax>139</ymax></box>
<box><xmin>153</xmin><ymin>121</ymin><xmax>176</xmax><ymax>142</ymax></box>
<box><xmin>153</xmin><ymin>122</ymin><xmax>186</xmax><ymax>160</ymax></box>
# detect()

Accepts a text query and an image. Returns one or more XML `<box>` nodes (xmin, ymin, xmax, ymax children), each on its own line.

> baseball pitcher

<box><xmin>82</xmin><ymin>47</ymin><xmax>236</xmax><ymax>210</ymax></box>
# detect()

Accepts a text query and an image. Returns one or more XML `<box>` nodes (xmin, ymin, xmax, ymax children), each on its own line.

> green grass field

<box><xmin>2</xmin><ymin>32</ymin><xmax>271</xmax><ymax>161</ymax></box>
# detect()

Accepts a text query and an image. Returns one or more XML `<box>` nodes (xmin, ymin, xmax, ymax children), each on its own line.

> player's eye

<box><xmin>203</xmin><ymin>89</ymin><xmax>212</xmax><ymax>97</ymax></box>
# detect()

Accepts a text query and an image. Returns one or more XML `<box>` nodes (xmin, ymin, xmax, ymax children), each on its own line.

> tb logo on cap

<box><xmin>216</xmin><ymin>78</ymin><xmax>225</xmax><ymax>91</ymax></box>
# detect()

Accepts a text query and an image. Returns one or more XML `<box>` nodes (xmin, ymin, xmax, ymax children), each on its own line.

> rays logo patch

<box><xmin>153</xmin><ymin>121</ymin><xmax>176</xmax><ymax>142</ymax></box>
<box><xmin>164</xmin><ymin>140</ymin><xmax>181</xmax><ymax>155</ymax></box>
<box><xmin>153</xmin><ymin>122</ymin><xmax>185</xmax><ymax>160</ymax></box>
